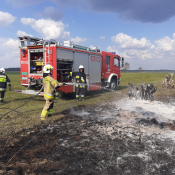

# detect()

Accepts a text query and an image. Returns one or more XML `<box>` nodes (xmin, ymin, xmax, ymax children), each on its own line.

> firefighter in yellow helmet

<box><xmin>40</xmin><ymin>65</ymin><xmax>64</xmax><ymax>121</ymax></box>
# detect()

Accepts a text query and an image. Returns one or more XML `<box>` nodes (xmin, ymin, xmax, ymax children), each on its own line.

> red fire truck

<box><xmin>15</xmin><ymin>36</ymin><xmax>124</xmax><ymax>96</ymax></box>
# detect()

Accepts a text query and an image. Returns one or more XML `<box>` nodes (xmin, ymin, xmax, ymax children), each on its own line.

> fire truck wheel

<box><xmin>71</xmin><ymin>92</ymin><xmax>76</xmax><ymax>99</ymax></box>
<box><xmin>110</xmin><ymin>78</ymin><xmax>117</xmax><ymax>90</ymax></box>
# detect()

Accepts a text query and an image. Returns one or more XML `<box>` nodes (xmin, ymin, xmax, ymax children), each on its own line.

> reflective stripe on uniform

<box><xmin>48</xmin><ymin>109</ymin><xmax>53</xmax><ymax>115</ymax></box>
<box><xmin>45</xmin><ymin>78</ymin><xmax>50</xmax><ymax>93</ymax></box>
<box><xmin>70</xmin><ymin>72</ymin><xmax>72</xmax><ymax>76</ymax></box>
<box><xmin>0</xmin><ymin>77</ymin><xmax>6</xmax><ymax>82</ymax></box>
<box><xmin>0</xmin><ymin>88</ymin><xmax>6</xmax><ymax>91</ymax></box>
<box><xmin>41</xmin><ymin>110</ymin><xmax>48</xmax><ymax>117</ymax></box>
<box><xmin>42</xmin><ymin>78</ymin><xmax>49</xmax><ymax>82</ymax></box>
<box><xmin>80</xmin><ymin>86</ymin><xmax>82</xmax><ymax>88</ymax></box>
<box><xmin>0</xmin><ymin>98</ymin><xmax>4</xmax><ymax>100</ymax></box>
<box><xmin>81</xmin><ymin>95</ymin><xmax>84</xmax><ymax>97</ymax></box>
<box><xmin>81</xmin><ymin>77</ymin><xmax>84</xmax><ymax>82</ymax></box>
<box><xmin>44</xmin><ymin>92</ymin><xmax>54</xmax><ymax>97</ymax></box>
<box><xmin>44</xmin><ymin>93</ymin><xmax>54</xmax><ymax>99</ymax></box>
<box><xmin>76</xmin><ymin>84</ymin><xmax>78</xmax><ymax>87</ymax></box>
<box><xmin>51</xmin><ymin>80</ymin><xmax>57</xmax><ymax>85</ymax></box>
<box><xmin>76</xmin><ymin>95</ymin><xmax>79</xmax><ymax>97</ymax></box>
<box><xmin>76</xmin><ymin>76</ymin><xmax>79</xmax><ymax>78</ymax></box>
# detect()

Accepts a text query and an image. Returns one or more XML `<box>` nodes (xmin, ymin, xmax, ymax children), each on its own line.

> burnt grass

<box><xmin>1</xmin><ymin>105</ymin><xmax>175</xmax><ymax>175</ymax></box>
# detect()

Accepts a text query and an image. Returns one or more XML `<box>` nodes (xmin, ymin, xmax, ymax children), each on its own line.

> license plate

<box><xmin>21</xmin><ymin>77</ymin><xmax>28</xmax><ymax>80</ymax></box>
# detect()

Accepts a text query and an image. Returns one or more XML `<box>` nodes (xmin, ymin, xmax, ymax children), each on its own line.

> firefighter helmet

<box><xmin>0</xmin><ymin>68</ymin><xmax>5</xmax><ymax>73</ymax></box>
<box><xmin>79</xmin><ymin>65</ymin><xmax>84</xmax><ymax>69</ymax></box>
<box><xmin>43</xmin><ymin>65</ymin><xmax>53</xmax><ymax>73</ymax></box>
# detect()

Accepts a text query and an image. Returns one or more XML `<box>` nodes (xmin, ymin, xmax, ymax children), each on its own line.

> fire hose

<box><xmin>0</xmin><ymin>86</ymin><xmax>44</xmax><ymax>121</ymax></box>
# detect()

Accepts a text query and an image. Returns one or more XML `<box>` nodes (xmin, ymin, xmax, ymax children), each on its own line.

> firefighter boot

<box><xmin>48</xmin><ymin>109</ymin><xmax>53</xmax><ymax>117</ymax></box>
<box><xmin>80</xmin><ymin>97</ymin><xmax>85</xmax><ymax>101</ymax></box>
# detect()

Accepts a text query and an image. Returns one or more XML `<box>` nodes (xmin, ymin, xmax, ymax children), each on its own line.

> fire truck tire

<box><xmin>110</xmin><ymin>78</ymin><xmax>117</xmax><ymax>90</ymax></box>
<box><xmin>71</xmin><ymin>92</ymin><xmax>76</xmax><ymax>99</ymax></box>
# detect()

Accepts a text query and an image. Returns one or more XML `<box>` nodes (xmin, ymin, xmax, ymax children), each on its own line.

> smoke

<box><xmin>115</xmin><ymin>98</ymin><xmax>175</xmax><ymax>123</ymax></box>
<box><xmin>69</xmin><ymin>108</ymin><xmax>90</xmax><ymax>116</ymax></box>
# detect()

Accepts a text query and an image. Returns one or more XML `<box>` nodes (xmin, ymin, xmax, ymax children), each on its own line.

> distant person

<box><xmin>71</xmin><ymin>65</ymin><xmax>87</xmax><ymax>101</ymax></box>
<box><xmin>0</xmin><ymin>68</ymin><xmax>11</xmax><ymax>103</ymax></box>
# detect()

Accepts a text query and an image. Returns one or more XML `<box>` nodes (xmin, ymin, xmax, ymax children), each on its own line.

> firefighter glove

<box><xmin>9</xmin><ymin>85</ymin><xmax>11</xmax><ymax>91</ymax></box>
<box><xmin>55</xmin><ymin>92</ymin><xmax>59</xmax><ymax>99</ymax></box>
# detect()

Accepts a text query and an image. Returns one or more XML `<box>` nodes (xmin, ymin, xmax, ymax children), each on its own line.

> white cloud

<box><xmin>21</xmin><ymin>18</ymin><xmax>70</xmax><ymax>40</ymax></box>
<box><xmin>109</xmin><ymin>33</ymin><xmax>155</xmax><ymax>62</ymax></box>
<box><xmin>0</xmin><ymin>37</ymin><xmax>20</xmax><ymax>67</ymax></box>
<box><xmin>100</xmin><ymin>36</ymin><xmax>105</xmax><ymax>39</ymax></box>
<box><xmin>112</xmin><ymin>33</ymin><xmax>155</xmax><ymax>50</ymax></box>
<box><xmin>108</xmin><ymin>33</ymin><xmax>175</xmax><ymax>69</ymax></box>
<box><xmin>71</xmin><ymin>37</ymin><xmax>87</xmax><ymax>44</ymax></box>
<box><xmin>0</xmin><ymin>11</ymin><xmax>16</xmax><ymax>26</ymax></box>
<box><xmin>155</xmin><ymin>36</ymin><xmax>175</xmax><ymax>52</ymax></box>
<box><xmin>17</xmin><ymin>30</ymin><xmax>33</xmax><ymax>37</ymax></box>
<box><xmin>1</xmin><ymin>50</ymin><xmax>19</xmax><ymax>61</ymax></box>
<box><xmin>107</xmin><ymin>46</ymin><xmax>131</xmax><ymax>59</ymax></box>
<box><xmin>3</xmin><ymin>38</ymin><xmax>20</xmax><ymax>50</ymax></box>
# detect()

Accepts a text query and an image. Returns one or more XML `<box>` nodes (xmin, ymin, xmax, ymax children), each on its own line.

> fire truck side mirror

<box><xmin>121</xmin><ymin>57</ymin><xmax>124</xmax><ymax>67</ymax></box>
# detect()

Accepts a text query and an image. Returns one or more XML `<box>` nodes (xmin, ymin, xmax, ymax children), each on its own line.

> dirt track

<box><xmin>1</xmin><ymin>101</ymin><xmax>175</xmax><ymax>175</ymax></box>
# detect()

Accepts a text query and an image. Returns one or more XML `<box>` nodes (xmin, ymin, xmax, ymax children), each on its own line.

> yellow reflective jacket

<box><xmin>0</xmin><ymin>72</ymin><xmax>11</xmax><ymax>92</ymax></box>
<box><xmin>42</xmin><ymin>75</ymin><xmax>63</xmax><ymax>100</ymax></box>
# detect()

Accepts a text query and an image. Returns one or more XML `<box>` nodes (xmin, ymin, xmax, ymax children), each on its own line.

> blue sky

<box><xmin>1</xmin><ymin>0</ymin><xmax>175</xmax><ymax>70</ymax></box>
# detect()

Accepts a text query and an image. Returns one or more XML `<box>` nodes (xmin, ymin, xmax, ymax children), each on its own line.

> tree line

<box><xmin>123</xmin><ymin>62</ymin><xmax>142</xmax><ymax>71</ymax></box>
<box><xmin>5</xmin><ymin>68</ymin><xmax>20</xmax><ymax>71</ymax></box>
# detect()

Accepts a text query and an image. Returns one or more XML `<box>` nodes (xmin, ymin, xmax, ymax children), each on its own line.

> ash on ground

<box><xmin>1</xmin><ymin>99</ymin><xmax>175</xmax><ymax>175</ymax></box>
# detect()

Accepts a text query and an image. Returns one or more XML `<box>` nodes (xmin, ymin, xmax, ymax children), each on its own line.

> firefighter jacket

<box><xmin>71</xmin><ymin>72</ymin><xmax>86</xmax><ymax>84</ymax></box>
<box><xmin>42</xmin><ymin>75</ymin><xmax>63</xmax><ymax>100</ymax></box>
<box><xmin>0</xmin><ymin>72</ymin><xmax>11</xmax><ymax>92</ymax></box>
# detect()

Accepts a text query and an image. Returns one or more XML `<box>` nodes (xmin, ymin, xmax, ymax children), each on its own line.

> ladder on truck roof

<box><xmin>43</xmin><ymin>39</ymin><xmax>56</xmax><ymax>66</ymax></box>
<box><xmin>58</xmin><ymin>41</ymin><xmax>99</xmax><ymax>52</ymax></box>
<box><xmin>19</xmin><ymin>36</ymin><xmax>100</xmax><ymax>53</ymax></box>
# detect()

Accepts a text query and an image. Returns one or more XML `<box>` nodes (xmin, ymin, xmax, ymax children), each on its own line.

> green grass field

<box><xmin>0</xmin><ymin>71</ymin><xmax>174</xmax><ymax>138</ymax></box>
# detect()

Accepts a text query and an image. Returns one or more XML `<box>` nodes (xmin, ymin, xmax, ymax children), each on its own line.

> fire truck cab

<box><xmin>15</xmin><ymin>36</ymin><xmax>124</xmax><ymax>96</ymax></box>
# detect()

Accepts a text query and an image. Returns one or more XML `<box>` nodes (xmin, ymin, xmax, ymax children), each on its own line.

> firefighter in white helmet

<box><xmin>41</xmin><ymin>65</ymin><xmax>64</xmax><ymax>121</ymax></box>
<box><xmin>0</xmin><ymin>68</ymin><xmax>11</xmax><ymax>103</ymax></box>
<box><xmin>71</xmin><ymin>65</ymin><xmax>87</xmax><ymax>101</ymax></box>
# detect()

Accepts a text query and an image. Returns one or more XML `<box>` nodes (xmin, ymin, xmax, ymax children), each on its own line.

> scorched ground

<box><xmin>1</xmin><ymin>100</ymin><xmax>175</xmax><ymax>175</ymax></box>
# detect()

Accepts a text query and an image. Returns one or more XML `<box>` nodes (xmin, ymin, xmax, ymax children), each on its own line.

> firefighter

<box><xmin>41</xmin><ymin>65</ymin><xmax>64</xmax><ymax>122</ymax></box>
<box><xmin>71</xmin><ymin>65</ymin><xmax>87</xmax><ymax>101</ymax></box>
<box><xmin>0</xmin><ymin>68</ymin><xmax>11</xmax><ymax>103</ymax></box>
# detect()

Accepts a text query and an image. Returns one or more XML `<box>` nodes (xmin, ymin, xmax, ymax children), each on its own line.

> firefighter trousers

<box><xmin>0</xmin><ymin>92</ymin><xmax>5</xmax><ymax>102</ymax></box>
<box><xmin>75</xmin><ymin>84</ymin><xmax>85</xmax><ymax>100</ymax></box>
<box><xmin>40</xmin><ymin>99</ymin><xmax>54</xmax><ymax>120</ymax></box>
